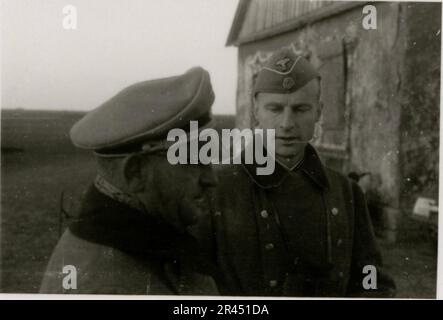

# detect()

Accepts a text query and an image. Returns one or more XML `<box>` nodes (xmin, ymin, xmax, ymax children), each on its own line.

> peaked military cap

<box><xmin>70</xmin><ymin>67</ymin><xmax>215</xmax><ymax>156</ymax></box>
<box><xmin>253</xmin><ymin>48</ymin><xmax>320</xmax><ymax>96</ymax></box>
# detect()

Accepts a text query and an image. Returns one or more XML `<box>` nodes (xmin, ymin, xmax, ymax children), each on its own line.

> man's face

<box><xmin>254</xmin><ymin>79</ymin><xmax>321</xmax><ymax>158</ymax></box>
<box><xmin>141</xmin><ymin>156</ymin><xmax>217</xmax><ymax>231</ymax></box>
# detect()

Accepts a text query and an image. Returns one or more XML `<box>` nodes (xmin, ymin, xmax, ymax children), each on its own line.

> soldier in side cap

<box><xmin>40</xmin><ymin>67</ymin><xmax>222</xmax><ymax>295</ymax></box>
<box><xmin>203</xmin><ymin>48</ymin><xmax>396</xmax><ymax>297</ymax></box>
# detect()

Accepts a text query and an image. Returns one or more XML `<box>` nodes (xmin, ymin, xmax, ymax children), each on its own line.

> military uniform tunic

<box><xmin>256</xmin><ymin>164</ymin><xmax>332</xmax><ymax>295</ymax></box>
<box><xmin>203</xmin><ymin>144</ymin><xmax>395</xmax><ymax>297</ymax></box>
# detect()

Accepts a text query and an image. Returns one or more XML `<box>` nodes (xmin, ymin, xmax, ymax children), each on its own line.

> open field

<box><xmin>0</xmin><ymin>110</ymin><xmax>437</xmax><ymax>297</ymax></box>
<box><xmin>1</xmin><ymin>152</ymin><xmax>95</xmax><ymax>292</ymax></box>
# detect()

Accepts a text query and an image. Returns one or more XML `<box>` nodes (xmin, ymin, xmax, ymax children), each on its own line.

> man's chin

<box><xmin>275</xmin><ymin>145</ymin><xmax>305</xmax><ymax>158</ymax></box>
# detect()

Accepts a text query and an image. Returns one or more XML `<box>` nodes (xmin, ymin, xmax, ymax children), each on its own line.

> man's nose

<box><xmin>280</xmin><ymin>108</ymin><xmax>295</xmax><ymax>130</ymax></box>
<box><xmin>199</xmin><ymin>166</ymin><xmax>218</xmax><ymax>188</ymax></box>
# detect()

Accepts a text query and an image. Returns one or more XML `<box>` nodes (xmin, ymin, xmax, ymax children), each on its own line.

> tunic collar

<box><xmin>94</xmin><ymin>174</ymin><xmax>146</xmax><ymax>213</ymax></box>
<box><xmin>69</xmin><ymin>185</ymin><xmax>222</xmax><ymax>290</ymax></box>
<box><xmin>68</xmin><ymin>185</ymin><xmax>221</xmax><ymax>279</ymax></box>
<box><xmin>242</xmin><ymin>143</ymin><xmax>330</xmax><ymax>190</ymax></box>
<box><xmin>70</xmin><ymin>184</ymin><xmax>197</xmax><ymax>260</ymax></box>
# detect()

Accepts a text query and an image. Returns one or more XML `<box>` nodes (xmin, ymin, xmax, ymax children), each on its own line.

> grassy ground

<box><xmin>380</xmin><ymin>218</ymin><xmax>437</xmax><ymax>298</ymax></box>
<box><xmin>381</xmin><ymin>241</ymin><xmax>437</xmax><ymax>298</ymax></box>
<box><xmin>1</xmin><ymin>151</ymin><xmax>96</xmax><ymax>292</ymax></box>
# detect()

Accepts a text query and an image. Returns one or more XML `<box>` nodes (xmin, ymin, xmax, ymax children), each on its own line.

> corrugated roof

<box><xmin>226</xmin><ymin>0</ymin><xmax>365</xmax><ymax>46</ymax></box>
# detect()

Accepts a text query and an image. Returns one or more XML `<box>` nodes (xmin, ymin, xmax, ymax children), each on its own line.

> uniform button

<box><xmin>269</xmin><ymin>280</ymin><xmax>278</xmax><ymax>287</ymax></box>
<box><xmin>260</xmin><ymin>210</ymin><xmax>269</xmax><ymax>218</ymax></box>
<box><xmin>214</xmin><ymin>211</ymin><xmax>221</xmax><ymax>217</ymax></box>
<box><xmin>331</xmin><ymin>207</ymin><xmax>339</xmax><ymax>216</ymax></box>
<box><xmin>338</xmin><ymin>271</ymin><xmax>344</xmax><ymax>278</ymax></box>
<box><xmin>337</xmin><ymin>239</ymin><xmax>343</xmax><ymax>246</ymax></box>
<box><xmin>294</xmin><ymin>257</ymin><xmax>299</xmax><ymax>265</ymax></box>
<box><xmin>265</xmin><ymin>243</ymin><xmax>274</xmax><ymax>250</ymax></box>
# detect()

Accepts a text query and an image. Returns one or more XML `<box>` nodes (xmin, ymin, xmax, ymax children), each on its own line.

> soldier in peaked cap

<box><xmin>40</xmin><ymin>67</ymin><xmax>223</xmax><ymax>295</ymax></box>
<box><xmin>203</xmin><ymin>48</ymin><xmax>396</xmax><ymax>297</ymax></box>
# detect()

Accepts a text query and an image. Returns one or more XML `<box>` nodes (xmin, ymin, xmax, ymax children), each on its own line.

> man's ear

<box><xmin>122</xmin><ymin>154</ymin><xmax>147</xmax><ymax>193</ymax></box>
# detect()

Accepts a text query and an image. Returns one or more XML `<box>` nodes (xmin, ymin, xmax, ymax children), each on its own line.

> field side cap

<box><xmin>253</xmin><ymin>48</ymin><xmax>320</xmax><ymax>96</ymax></box>
<box><xmin>69</xmin><ymin>67</ymin><xmax>215</xmax><ymax>156</ymax></box>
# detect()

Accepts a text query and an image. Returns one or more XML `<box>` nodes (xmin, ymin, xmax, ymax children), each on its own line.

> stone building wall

<box><xmin>398</xmin><ymin>3</ymin><xmax>440</xmax><ymax>214</ymax></box>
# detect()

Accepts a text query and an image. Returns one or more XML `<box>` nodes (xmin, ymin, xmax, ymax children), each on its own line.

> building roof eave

<box><xmin>226</xmin><ymin>0</ymin><xmax>251</xmax><ymax>47</ymax></box>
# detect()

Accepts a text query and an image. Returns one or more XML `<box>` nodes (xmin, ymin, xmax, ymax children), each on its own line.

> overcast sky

<box><xmin>1</xmin><ymin>0</ymin><xmax>239</xmax><ymax>114</ymax></box>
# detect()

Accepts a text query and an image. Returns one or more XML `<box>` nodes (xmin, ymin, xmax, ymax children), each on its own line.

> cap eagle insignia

<box><xmin>275</xmin><ymin>57</ymin><xmax>292</xmax><ymax>72</ymax></box>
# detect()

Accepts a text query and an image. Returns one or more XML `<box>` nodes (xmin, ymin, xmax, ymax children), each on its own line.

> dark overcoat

<box><xmin>40</xmin><ymin>185</ymin><xmax>219</xmax><ymax>295</ymax></box>
<box><xmin>199</xmin><ymin>144</ymin><xmax>395</xmax><ymax>297</ymax></box>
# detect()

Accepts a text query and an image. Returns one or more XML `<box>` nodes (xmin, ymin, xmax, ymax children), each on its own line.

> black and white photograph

<box><xmin>0</xmin><ymin>0</ymin><xmax>441</xmax><ymax>301</ymax></box>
